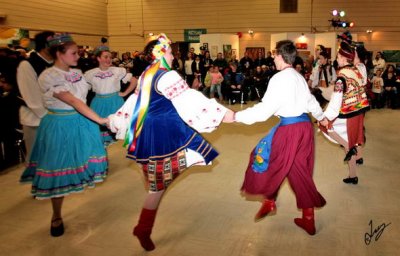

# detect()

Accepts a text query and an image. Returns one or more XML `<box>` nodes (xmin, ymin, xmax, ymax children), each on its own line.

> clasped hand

<box><xmin>318</xmin><ymin>117</ymin><xmax>329</xmax><ymax>128</ymax></box>
<box><xmin>223</xmin><ymin>109</ymin><xmax>236</xmax><ymax>123</ymax></box>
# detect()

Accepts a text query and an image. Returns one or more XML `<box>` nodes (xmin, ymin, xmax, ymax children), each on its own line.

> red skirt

<box><xmin>241</xmin><ymin>122</ymin><xmax>326</xmax><ymax>209</ymax></box>
<box><xmin>346</xmin><ymin>113</ymin><xmax>365</xmax><ymax>148</ymax></box>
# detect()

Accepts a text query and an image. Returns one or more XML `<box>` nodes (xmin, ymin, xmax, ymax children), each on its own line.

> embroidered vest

<box><xmin>126</xmin><ymin>69</ymin><xmax>197</xmax><ymax>163</ymax></box>
<box><xmin>338</xmin><ymin>66</ymin><xmax>370</xmax><ymax>118</ymax></box>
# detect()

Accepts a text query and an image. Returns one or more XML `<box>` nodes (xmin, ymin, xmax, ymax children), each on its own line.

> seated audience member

<box><xmin>225</xmin><ymin>62</ymin><xmax>244</xmax><ymax>104</ymax></box>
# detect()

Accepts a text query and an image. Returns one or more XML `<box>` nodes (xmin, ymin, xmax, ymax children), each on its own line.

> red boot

<box><xmin>294</xmin><ymin>208</ymin><xmax>316</xmax><ymax>235</ymax></box>
<box><xmin>133</xmin><ymin>208</ymin><xmax>157</xmax><ymax>251</ymax></box>
<box><xmin>254</xmin><ymin>199</ymin><xmax>276</xmax><ymax>222</ymax></box>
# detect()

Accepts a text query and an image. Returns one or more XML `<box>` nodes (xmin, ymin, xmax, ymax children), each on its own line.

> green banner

<box><xmin>184</xmin><ymin>29</ymin><xmax>207</xmax><ymax>43</ymax></box>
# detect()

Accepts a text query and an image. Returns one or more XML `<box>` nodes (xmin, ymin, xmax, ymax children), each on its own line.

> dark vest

<box><xmin>27</xmin><ymin>51</ymin><xmax>52</xmax><ymax>77</ymax></box>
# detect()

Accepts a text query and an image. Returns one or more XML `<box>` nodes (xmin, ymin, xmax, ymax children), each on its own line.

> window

<box><xmin>280</xmin><ymin>0</ymin><xmax>298</xmax><ymax>13</ymax></box>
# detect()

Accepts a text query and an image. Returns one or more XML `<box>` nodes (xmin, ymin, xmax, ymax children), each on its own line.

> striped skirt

<box><xmin>20</xmin><ymin>109</ymin><xmax>108</xmax><ymax>199</ymax></box>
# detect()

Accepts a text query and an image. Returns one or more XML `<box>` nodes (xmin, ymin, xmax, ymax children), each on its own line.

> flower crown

<box><xmin>152</xmin><ymin>33</ymin><xmax>171</xmax><ymax>61</ymax></box>
<box><xmin>94</xmin><ymin>45</ymin><xmax>110</xmax><ymax>56</ymax></box>
<box><xmin>47</xmin><ymin>33</ymin><xmax>74</xmax><ymax>47</ymax></box>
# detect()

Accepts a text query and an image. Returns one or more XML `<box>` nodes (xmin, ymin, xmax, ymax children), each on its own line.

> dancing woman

<box><xmin>108</xmin><ymin>34</ymin><xmax>233</xmax><ymax>251</ymax></box>
<box><xmin>20</xmin><ymin>34</ymin><xmax>108</xmax><ymax>237</ymax></box>
<box><xmin>84</xmin><ymin>45</ymin><xmax>137</xmax><ymax>145</ymax></box>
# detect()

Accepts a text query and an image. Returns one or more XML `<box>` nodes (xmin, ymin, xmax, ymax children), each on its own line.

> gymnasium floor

<box><xmin>0</xmin><ymin>104</ymin><xmax>399</xmax><ymax>256</ymax></box>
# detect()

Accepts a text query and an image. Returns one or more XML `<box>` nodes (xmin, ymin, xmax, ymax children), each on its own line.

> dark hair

<box><xmin>275</xmin><ymin>40</ymin><xmax>297</xmax><ymax>65</ymax></box>
<box><xmin>34</xmin><ymin>31</ymin><xmax>55</xmax><ymax>52</ymax></box>
<box><xmin>293</xmin><ymin>56</ymin><xmax>304</xmax><ymax>68</ymax></box>
<box><xmin>143</xmin><ymin>39</ymin><xmax>158</xmax><ymax>62</ymax></box>
<box><xmin>229</xmin><ymin>62</ymin><xmax>237</xmax><ymax>68</ymax></box>
<box><xmin>319</xmin><ymin>51</ymin><xmax>329</xmax><ymax>59</ymax></box>
<box><xmin>376</xmin><ymin>51</ymin><xmax>385</xmax><ymax>60</ymax></box>
<box><xmin>355</xmin><ymin>45</ymin><xmax>367</xmax><ymax>63</ymax></box>
<box><xmin>101</xmin><ymin>37</ymin><xmax>108</xmax><ymax>44</ymax></box>
<box><xmin>382</xmin><ymin>64</ymin><xmax>396</xmax><ymax>78</ymax></box>
<box><xmin>48</xmin><ymin>41</ymin><xmax>77</xmax><ymax>59</ymax></box>
<box><xmin>317</xmin><ymin>44</ymin><xmax>326</xmax><ymax>52</ymax></box>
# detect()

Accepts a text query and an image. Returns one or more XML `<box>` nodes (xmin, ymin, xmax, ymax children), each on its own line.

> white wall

<box><xmin>270</xmin><ymin>33</ymin><xmax>289</xmax><ymax>52</ymax></box>
<box><xmin>200</xmin><ymin>34</ymin><xmax>239</xmax><ymax>59</ymax></box>
<box><xmin>189</xmin><ymin>43</ymin><xmax>201</xmax><ymax>54</ymax></box>
<box><xmin>271</xmin><ymin>32</ymin><xmax>359</xmax><ymax>60</ymax></box>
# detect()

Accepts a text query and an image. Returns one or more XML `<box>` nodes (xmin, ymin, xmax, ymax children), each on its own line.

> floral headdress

<box><xmin>151</xmin><ymin>33</ymin><xmax>171</xmax><ymax>63</ymax></box>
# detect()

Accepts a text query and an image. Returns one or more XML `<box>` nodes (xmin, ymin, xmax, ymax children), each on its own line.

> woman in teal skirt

<box><xmin>84</xmin><ymin>46</ymin><xmax>136</xmax><ymax>145</ymax></box>
<box><xmin>20</xmin><ymin>34</ymin><xmax>109</xmax><ymax>237</ymax></box>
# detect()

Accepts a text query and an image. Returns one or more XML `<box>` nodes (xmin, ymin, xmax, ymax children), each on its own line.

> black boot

<box><xmin>343</xmin><ymin>176</ymin><xmax>358</xmax><ymax>184</ymax></box>
<box><xmin>344</xmin><ymin>146</ymin><xmax>358</xmax><ymax>162</ymax></box>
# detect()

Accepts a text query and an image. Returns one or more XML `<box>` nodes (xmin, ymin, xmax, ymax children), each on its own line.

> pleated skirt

<box><xmin>20</xmin><ymin>109</ymin><xmax>108</xmax><ymax>199</ymax></box>
<box><xmin>90</xmin><ymin>92</ymin><xmax>124</xmax><ymax>144</ymax></box>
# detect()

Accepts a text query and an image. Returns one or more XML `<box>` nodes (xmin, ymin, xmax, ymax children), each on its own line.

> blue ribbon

<box><xmin>252</xmin><ymin>113</ymin><xmax>310</xmax><ymax>173</ymax></box>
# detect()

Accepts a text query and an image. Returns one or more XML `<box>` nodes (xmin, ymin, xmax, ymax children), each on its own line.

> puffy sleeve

<box><xmin>39</xmin><ymin>69</ymin><xmax>72</xmax><ymax>96</ymax></box>
<box><xmin>108</xmin><ymin>93</ymin><xmax>138</xmax><ymax>140</ymax></box>
<box><xmin>157</xmin><ymin>70</ymin><xmax>227</xmax><ymax>133</ymax></box>
<box><xmin>83</xmin><ymin>69</ymin><xmax>94</xmax><ymax>90</ymax></box>
<box><xmin>115</xmin><ymin>67</ymin><xmax>133</xmax><ymax>83</ymax></box>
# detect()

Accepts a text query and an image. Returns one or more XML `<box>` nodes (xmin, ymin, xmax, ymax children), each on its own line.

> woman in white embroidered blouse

<box><xmin>107</xmin><ymin>34</ymin><xmax>233</xmax><ymax>251</ymax></box>
<box><xmin>84</xmin><ymin>46</ymin><xmax>137</xmax><ymax>145</ymax></box>
<box><xmin>20</xmin><ymin>34</ymin><xmax>109</xmax><ymax>237</ymax></box>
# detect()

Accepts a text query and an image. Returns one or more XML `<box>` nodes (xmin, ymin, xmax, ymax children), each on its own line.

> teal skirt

<box><xmin>90</xmin><ymin>92</ymin><xmax>124</xmax><ymax>118</ymax></box>
<box><xmin>90</xmin><ymin>92</ymin><xmax>124</xmax><ymax>144</ymax></box>
<box><xmin>20</xmin><ymin>109</ymin><xmax>108</xmax><ymax>199</ymax></box>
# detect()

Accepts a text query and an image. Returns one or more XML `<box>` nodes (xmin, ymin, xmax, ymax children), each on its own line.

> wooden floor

<box><xmin>0</xmin><ymin>104</ymin><xmax>399</xmax><ymax>256</ymax></box>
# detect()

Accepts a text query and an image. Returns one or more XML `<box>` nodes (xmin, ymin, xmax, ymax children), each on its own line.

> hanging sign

<box><xmin>184</xmin><ymin>29</ymin><xmax>207</xmax><ymax>43</ymax></box>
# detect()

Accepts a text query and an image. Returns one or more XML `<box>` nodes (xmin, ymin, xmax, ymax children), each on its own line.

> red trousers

<box><xmin>241</xmin><ymin>121</ymin><xmax>326</xmax><ymax>209</ymax></box>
